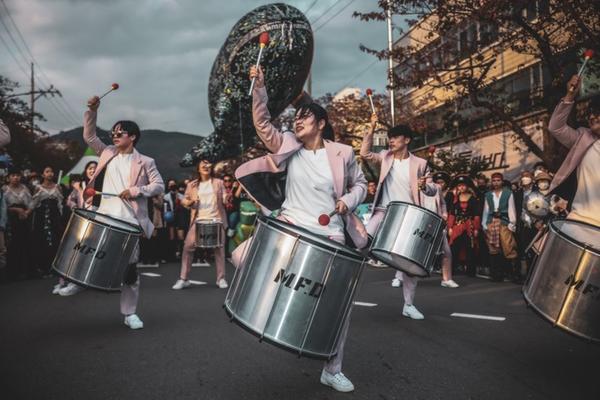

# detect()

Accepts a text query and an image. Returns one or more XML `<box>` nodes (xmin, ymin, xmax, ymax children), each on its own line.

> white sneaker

<box><xmin>402</xmin><ymin>304</ymin><xmax>424</xmax><ymax>320</ymax></box>
<box><xmin>320</xmin><ymin>370</ymin><xmax>354</xmax><ymax>392</ymax></box>
<box><xmin>441</xmin><ymin>279</ymin><xmax>459</xmax><ymax>288</ymax></box>
<box><xmin>227</xmin><ymin>228</ymin><xmax>235</xmax><ymax>238</ymax></box>
<box><xmin>192</xmin><ymin>260</ymin><xmax>210</xmax><ymax>267</ymax></box>
<box><xmin>391</xmin><ymin>278</ymin><xmax>402</xmax><ymax>288</ymax></box>
<box><xmin>217</xmin><ymin>278</ymin><xmax>228</xmax><ymax>289</ymax></box>
<box><xmin>124</xmin><ymin>314</ymin><xmax>144</xmax><ymax>330</ymax></box>
<box><xmin>58</xmin><ymin>282</ymin><xmax>85</xmax><ymax>296</ymax></box>
<box><xmin>172</xmin><ymin>279</ymin><xmax>191</xmax><ymax>290</ymax></box>
<box><xmin>52</xmin><ymin>283</ymin><xmax>64</xmax><ymax>295</ymax></box>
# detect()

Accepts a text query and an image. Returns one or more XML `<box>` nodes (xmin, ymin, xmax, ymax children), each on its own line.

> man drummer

<box><xmin>548</xmin><ymin>75</ymin><xmax>600</xmax><ymax>227</ymax></box>
<box><xmin>361</xmin><ymin>113</ymin><xmax>437</xmax><ymax>320</ymax></box>
<box><xmin>79</xmin><ymin>95</ymin><xmax>164</xmax><ymax>329</ymax></box>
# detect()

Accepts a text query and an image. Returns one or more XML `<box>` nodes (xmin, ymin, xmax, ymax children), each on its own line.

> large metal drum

<box><xmin>224</xmin><ymin>216</ymin><xmax>365</xmax><ymax>359</ymax></box>
<box><xmin>370</xmin><ymin>201</ymin><xmax>445</xmax><ymax>277</ymax></box>
<box><xmin>523</xmin><ymin>219</ymin><xmax>600</xmax><ymax>341</ymax></box>
<box><xmin>195</xmin><ymin>219</ymin><xmax>224</xmax><ymax>248</ymax></box>
<box><xmin>52</xmin><ymin>209</ymin><xmax>142</xmax><ymax>291</ymax></box>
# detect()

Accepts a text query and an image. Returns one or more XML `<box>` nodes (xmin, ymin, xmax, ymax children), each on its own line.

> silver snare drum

<box><xmin>195</xmin><ymin>219</ymin><xmax>224</xmax><ymax>248</ymax></box>
<box><xmin>224</xmin><ymin>216</ymin><xmax>365</xmax><ymax>360</ymax></box>
<box><xmin>523</xmin><ymin>219</ymin><xmax>600</xmax><ymax>341</ymax></box>
<box><xmin>52</xmin><ymin>209</ymin><xmax>142</xmax><ymax>291</ymax></box>
<box><xmin>370</xmin><ymin>201</ymin><xmax>445</xmax><ymax>277</ymax></box>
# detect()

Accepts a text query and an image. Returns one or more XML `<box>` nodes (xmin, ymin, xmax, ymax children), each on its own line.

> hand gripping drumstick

<box><xmin>318</xmin><ymin>210</ymin><xmax>338</xmax><ymax>226</ymax></box>
<box><xmin>570</xmin><ymin>49</ymin><xmax>594</xmax><ymax>92</ymax></box>
<box><xmin>83</xmin><ymin>187</ymin><xmax>118</xmax><ymax>198</ymax></box>
<box><xmin>366</xmin><ymin>88</ymin><xmax>376</xmax><ymax>113</ymax></box>
<box><xmin>88</xmin><ymin>83</ymin><xmax>119</xmax><ymax>106</ymax></box>
<box><xmin>248</xmin><ymin>32</ymin><xmax>270</xmax><ymax>95</ymax></box>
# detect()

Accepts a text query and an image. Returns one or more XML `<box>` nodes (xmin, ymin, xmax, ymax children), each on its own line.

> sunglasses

<box><xmin>111</xmin><ymin>129</ymin><xmax>129</xmax><ymax>138</ymax></box>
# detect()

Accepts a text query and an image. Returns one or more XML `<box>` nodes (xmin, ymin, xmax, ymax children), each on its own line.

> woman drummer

<box><xmin>447</xmin><ymin>175</ymin><xmax>481</xmax><ymax>277</ymax></box>
<box><xmin>172</xmin><ymin>159</ymin><xmax>228</xmax><ymax>290</ymax></box>
<box><xmin>232</xmin><ymin>65</ymin><xmax>367</xmax><ymax>393</ymax></box>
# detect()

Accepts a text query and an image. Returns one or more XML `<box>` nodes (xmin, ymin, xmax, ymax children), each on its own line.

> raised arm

<box><xmin>84</xmin><ymin>96</ymin><xmax>107</xmax><ymax>156</ymax></box>
<box><xmin>547</xmin><ymin>75</ymin><xmax>583</xmax><ymax>149</ymax></box>
<box><xmin>250</xmin><ymin>66</ymin><xmax>284</xmax><ymax>153</ymax></box>
<box><xmin>360</xmin><ymin>113</ymin><xmax>383</xmax><ymax>164</ymax></box>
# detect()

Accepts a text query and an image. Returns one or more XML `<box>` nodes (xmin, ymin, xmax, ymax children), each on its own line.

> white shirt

<box><xmin>482</xmin><ymin>190</ymin><xmax>517</xmax><ymax>231</ymax></box>
<box><xmin>97</xmin><ymin>153</ymin><xmax>137</xmax><ymax>225</ymax></box>
<box><xmin>196</xmin><ymin>180</ymin><xmax>220</xmax><ymax>221</ymax></box>
<box><xmin>281</xmin><ymin>148</ymin><xmax>344</xmax><ymax>237</ymax></box>
<box><xmin>570</xmin><ymin>140</ymin><xmax>600</xmax><ymax>227</ymax></box>
<box><xmin>379</xmin><ymin>158</ymin><xmax>412</xmax><ymax>207</ymax></box>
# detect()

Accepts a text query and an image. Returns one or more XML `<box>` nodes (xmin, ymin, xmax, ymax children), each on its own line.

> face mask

<box><xmin>538</xmin><ymin>181</ymin><xmax>549</xmax><ymax>190</ymax></box>
<box><xmin>521</xmin><ymin>177</ymin><xmax>532</xmax><ymax>186</ymax></box>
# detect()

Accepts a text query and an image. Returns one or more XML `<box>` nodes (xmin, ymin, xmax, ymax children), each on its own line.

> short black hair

<box><xmin>295</xmin><ymin>102</ymin><xmax>335</xmax><ymax>141</ymax></box>
<box><xmin>387</xmin><ymin>124</ymin><xmax>413</xmax><ymax>140</ymax></box>
<box><xmin>112</xmin><ymin>120</ymin><xmax>141</xmax><ymax>145</ymax></box>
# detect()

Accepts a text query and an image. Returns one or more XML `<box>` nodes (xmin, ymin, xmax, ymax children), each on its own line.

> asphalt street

<box><xmin>1</xmin><ymin>263</ymin><xmax>598</xmax><ymax>400</ymax></box>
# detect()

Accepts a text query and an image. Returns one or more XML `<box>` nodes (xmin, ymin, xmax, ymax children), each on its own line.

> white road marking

<box><xmin>353</xmin><ymin>301</ymin><xmax>378</xmax><ymax>307</ymax></box>
<box><xmin>140</xmin><ymin>272</ymin><xmax>162</xmax><ymax>278</ymax></box>
<box><xmin>189</xmin><ymin>280</ymin><xmax>207</xmax><ymax>285</ymax></box>
<box><xmin>450</xmin><ymin>313</ymin><xmax>506</xmax><ymax>321</ymax></box>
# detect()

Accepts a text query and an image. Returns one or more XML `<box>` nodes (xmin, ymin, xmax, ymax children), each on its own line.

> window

<box><xmin>479</xmin><ymin>23</ymin><xmax>499</xmax><ymax>48</ymax></box>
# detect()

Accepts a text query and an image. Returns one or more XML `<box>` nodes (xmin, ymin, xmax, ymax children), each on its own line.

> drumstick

<box><xmin>83</xmin><ymin>187</ymin><xmax>118</xmax><ymax>198</ymax></box>
<box><xmin>318</xmin><ymin>210</ymin><xmax>338</xmax><ymax>226</ymax></box>
<box><xmin>88</xmin><ymin>83</ymin><xmax>119</xmax><ymax>106</ymax></box>
<box><xmin>366</xmin><ymin>88</ymin><xmax>375</xmax><ymax>114</ymax></box>
<box><xmin>569</xmin><ymin>49</ymin><xmax>594</xmax><ymax>92</ymax></box>
<box><xmin>248</xmin><ymin>32</ymin><xmax>270</xmax><ymax>95</ymax></box>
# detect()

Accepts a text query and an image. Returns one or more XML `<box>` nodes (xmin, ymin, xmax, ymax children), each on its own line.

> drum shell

<box><xmin>195</xmin><ymin>220</ymin><xmax>224</xmax><ymax>248</ymax></box>
<box><xmin>224</xmin><ymin>217</ymin><xmax>365</xmax><ymax>359</ymax></box>
<box><xmin>52</xmin><ymin>209</ymin><xmax>141</xmax><ymax>291</ymax></box>
<box><xmin>523</xmin><ymin>219</ymin><xmax>600</xmax><ymax>341</ymax></box>
<box><xmin>370</xmin><ymin>201</ymin><xmax>445</xmax><ymax>277</ymax></box>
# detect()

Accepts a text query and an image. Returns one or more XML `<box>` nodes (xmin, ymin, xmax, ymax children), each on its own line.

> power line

<box><xmin>314</xmin><ymin>0</ymin><xmax>356</xmax><ymax>32</ymax></box>
<box><xmin>310</xmin><ymin>0</ymin><xmax>345</xmax><ymax>26</ymax></box>
<box><xmin>338</xmin><ymin>59</ymin><xmax>379</xmax><ymax>91</ymax></box>
<box><xmin>304</xmin><ymin>0</ymin><xmax>319</xmax><ymax>15</ymax></box>
<box><xmin>0</xmin><ymin>32</ymin><xmax>29</xmax><ymax>79</ymax></box>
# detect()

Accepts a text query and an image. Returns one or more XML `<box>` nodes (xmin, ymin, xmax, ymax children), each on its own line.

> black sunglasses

<box><xmin>111</xmin><ymin>129</ymin><xmax>129</xmax><ymax>138</ymax></box>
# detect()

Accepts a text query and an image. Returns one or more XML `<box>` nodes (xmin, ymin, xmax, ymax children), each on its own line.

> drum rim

<box><xmin>549</xmin><ymin>218</ymin><xmax>600</xmax><ymax>254</ymax></box>
<box><xmin>73</xmin><ymin>208</ymin><xmax>142</xmax><ymax>235</ymax></box>
<box><xmin>369</xmin><ymin>248</ymin><xmax>429</xmax><ymax>277</ymax></box>
<box><xmin>258</xmin><ymin>215</ymin><xmax>365</xmax><ymax>261</ymax></box>
<box><xmin>195</xmin><ymin>218</ymin><xmax>223</xmax><ymax>224</ymax></box>
<box><xmin>385</xmin><ymin>201</ymin><xmax>444</xmax><ymax>221</ymax></box>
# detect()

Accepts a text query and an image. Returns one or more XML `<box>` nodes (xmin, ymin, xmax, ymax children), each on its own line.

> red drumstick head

<box><xmin>584</xmin><ymin>49</ymin><xmax>594</xmax><ymax>59</ymax></box>
<box><xmin>318</xmin><ymin>213</ymin><xmax>330</xmax><ymax>226</ymax></box>
<box><xmin>111</xmin><ymin>83</ymin><xmax>119</xmax><ymax>90</ymax></box>
<box><xmin>366</xmin><ymin>88</ymin><xmax>373</xmax><ymax>96</ymax></box>
<box><xmin>83</xmin><ymin>187</ymin><xmax>96</xmax><ymax>198</ymax></box>
<box><xmin>259</xmin><ymin>32</ymin><xmax>270</xmax><ymax>46</ymax></box>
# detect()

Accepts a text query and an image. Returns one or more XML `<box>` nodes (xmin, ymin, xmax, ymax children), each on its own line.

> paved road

<box><xmin>1</xmin><ymin>263</ymin><xmax>598</xmax><ymax>400</ymax></box>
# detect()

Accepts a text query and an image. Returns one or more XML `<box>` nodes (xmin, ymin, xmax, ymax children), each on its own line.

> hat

<box><xmin>534</xmin><ymin>171</ymin><xmax>552</xmax><ymax>182</ymax></box>
<box><xmin>433</xmin><ymin>171</ymin><xmax>450</xmax><ymax>184</ymax></box>
<box><xmin>451</xmin><ymin>174</ymin><xmax>475</xmax><ymax>189</ymax></box>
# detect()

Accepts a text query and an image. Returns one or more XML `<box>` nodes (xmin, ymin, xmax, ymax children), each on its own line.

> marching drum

<box><xmin>224</xmin><ymin>216</ymin><xmax>365</xmax><ymax>359</ymax></box>
<box><xmin>195</xmin><ymin>219</ymin><xmax>224</xmax><ymax>248</ymax></box>
<box><xmin>52</xmin><ymin>209</ymin><xmax>142</xmax><ymax>291</ymax></box>
<box><xmin>523</xmin><ymin>219</ymin><xmax>600</xmax><ymax>341</ymax></box>
<box><xmin>370</xmin><ymin>201</ymin><xmax>446</xmax><ymax>277</ymax></box>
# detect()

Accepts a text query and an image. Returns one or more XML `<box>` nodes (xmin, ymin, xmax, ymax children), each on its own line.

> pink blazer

<box><xmin>360</xmin><ymin>132</ymin><xmax>437</xmax><ymax>207</ymax></box>
<box><xmin>235</xmin><ymin>86</ymin><xmax>368</xmax><ymax>249</ymax></box>
<box><xmin>547</xmin><ymin>100</ymin><xmax>598</xmax><ymax>194</ymax></box>
<box><xmin>182</xmin><ymin>178</ymin><xmax>228</xmax><ymax>225</ymax></box>
<box><xmin>83</xmin><ymin>110</ymin><xmax>165</xmax><ymax>238</ymax></box>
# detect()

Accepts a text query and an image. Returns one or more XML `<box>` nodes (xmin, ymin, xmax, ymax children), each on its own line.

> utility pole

<box><xmin>6</xmin><ymin>62</ymin><xmax>62</xmax><ymax>134</ymax></box>
<box><xmin>386</xmin><ymin>0</ymin><xmax>395</xmax><ymax>126</ymax></box>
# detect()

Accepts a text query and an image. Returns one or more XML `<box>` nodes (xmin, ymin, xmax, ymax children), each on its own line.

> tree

<box><xmin>354</xmin><ymin>0</ymin><xmax>600</xmax><ymax>170</ymax></box>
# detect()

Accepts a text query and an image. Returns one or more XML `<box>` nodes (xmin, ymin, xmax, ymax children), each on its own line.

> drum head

<box><xmin>551</xmin><ymin>219</ymin><xmax>600</xmax><ymax>254</ymax></box>
<box><xmin>260</xmin><ymin>216</ymin><xmax>364</xmax><ymax>261</ymax></box>
<box><xmin>74</xmin><ymin>208</ymin><xmax>142</xmax><ymax>235</ymax></box>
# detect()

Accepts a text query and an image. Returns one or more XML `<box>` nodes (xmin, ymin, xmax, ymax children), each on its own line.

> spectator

<box><xmin>482</xmin><ymin>172</ymin><xmax>519</xmax><ymax>282</ymax></box>
<box><xmin>514</xmin><ymin>171</ymin><xmax>536</xmax><ymax>281</ymax></box>
<box><xmin>139</xmin><ymin>194</ymin><xmax>164</xmax><ymax>267</ymax></box>
<box><xmin>447</xmin><ymin>175</ymin><xmax>481</xmax><ymax>277</ymax></box>
<box><xmin>4</xmin><ymin>168</ymin><xmax>32</xmax><ymax>280</ymax></box>
<box><xmin>31</xmin><ymin>166</ymin><xmax>63</xmax><ymax>277</ymax></box>
<box><xmin>163</xmin><ymin>179</ymin><xmax>179</xmax><ymax>261</ymax></box>
<box><xmin>365</xmin><ymin>181</ymin><xmax>377</xmax><ymax>204</ymax></box>
<box><xmin>175</xmin><ymin>181</ymin><xmax>189</xmax><ymax>258</ymax></box>
<box><xmin>223</xmin><ymin>174</ymin><xmax>241</xmax><ymax>239</ymax></box>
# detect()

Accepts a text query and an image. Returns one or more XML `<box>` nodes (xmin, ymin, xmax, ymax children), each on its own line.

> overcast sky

<box><xmin>1</xmin><ymin>0</ymin><xmax>396</xmax><ymax>136</ymax></box>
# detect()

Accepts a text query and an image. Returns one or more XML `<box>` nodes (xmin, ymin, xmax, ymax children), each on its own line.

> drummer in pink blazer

<box><xmin>172</xmin><ymin>160</ymin><xmax>228</xmax><ymax>290</ymax></box>
<box><xmin>71</xmin><ymin>95</ymin><xmax>164</xmax><ymax>330</ymax></box>
<box><xmin>233</xmin><ymin>66</ymin><xmax>367</xmax><ymax>393</ymax></box>
<box><xmin>548</xmin><ymin>75</ymin><xmax>600</xmax><ymax>227</ymax></box>
<box><xmin>361</xmin><ymin>113</ymin><xmax>437</xmax><ymax>320</ymax></box>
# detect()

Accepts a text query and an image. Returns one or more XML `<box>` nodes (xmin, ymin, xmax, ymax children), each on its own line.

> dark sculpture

<box><xmin>180</xmin><ymin>3</ymin><xmax>313</xmax><ymax>166</ymax></box>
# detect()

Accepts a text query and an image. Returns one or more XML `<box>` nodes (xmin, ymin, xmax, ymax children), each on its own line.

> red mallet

<box><xmin>88</xmin><ymin>83</ymin><xmax>119</xmax><ymax>106</ymax></box>
<box><xmin>577</xmin><ymin>49</ymin><xmax>594</xmax><ymax>76</ymax></box>
<box><xmin>318</xmin><ymin>210</ymin><xmax>338</xmax><ymax>226</ymax></box>
<box><xmin>83</xmin><ymin>187</ymin><xmax>118</xmax><ymax>198</ymax></box>
<box><xmin>366</xmin><ymin>88</ymin><xmax>376</xmax><ymax>114</ymax></box>
<box><xmin>248</xmin><ymin>32</ymin><xmax>270</xmax><ymax>95</ymax></box>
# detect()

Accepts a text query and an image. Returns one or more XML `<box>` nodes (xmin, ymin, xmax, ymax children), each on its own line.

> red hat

<box><xmin>491</xmin><ymin>172</ymin><xmax>504</xmax><ymax>180</ymax></box>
